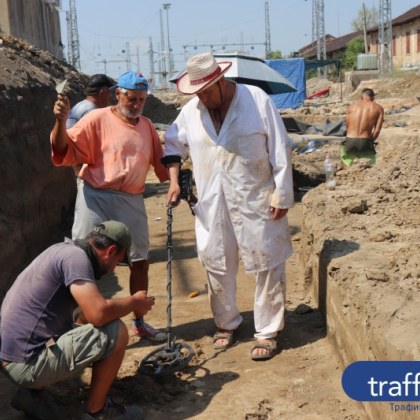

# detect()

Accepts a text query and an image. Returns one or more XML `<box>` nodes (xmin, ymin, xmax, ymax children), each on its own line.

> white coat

<box><xmin>164</xmin><ymin>84</ymin><xmax>294</xmax><ymax>274</ymax></box>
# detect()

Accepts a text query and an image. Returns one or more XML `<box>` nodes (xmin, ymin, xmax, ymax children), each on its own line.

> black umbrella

<box><xmin>170</xmin><ymin>52</ymin><xmax>297</xmax><ymax>95</ymax></box>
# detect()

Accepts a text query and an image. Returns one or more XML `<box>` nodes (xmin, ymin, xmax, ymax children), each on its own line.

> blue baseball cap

<box><xmin>114</xmin><ymin>71</ymin><xmax>148</xmax><ymax>91</ymax></box>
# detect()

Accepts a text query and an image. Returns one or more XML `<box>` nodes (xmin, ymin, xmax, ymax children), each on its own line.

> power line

<box><xmin>182</xmin><ymin>42</ymin><xmax>267</xmax><ymax>53</ymax></box>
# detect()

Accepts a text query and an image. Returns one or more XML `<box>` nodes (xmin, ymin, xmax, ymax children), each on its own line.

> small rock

<box><xmin>341</xmin><ymin>199</ymin><xmax>368</xmax><ymax>214</ymax></box>
<box><xmin>366</xmin><ymin>270</ymin><xmax>389</xmax><ymax>282</ymax></box>
<box><xmin>294</xmin><ymin>303</ymin><xmax>314</xmax><ymax>314</ymax></box>
<box><xmin>369</xmin><ymin>231</ymin><xmax>394</xmax><ymax>242</ymax></box>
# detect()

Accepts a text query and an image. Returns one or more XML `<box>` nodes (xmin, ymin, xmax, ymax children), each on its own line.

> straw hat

<box><xmin>177</xmin><ymin>53</ymin><xmax>232</xmax><ymax>95</ymax></box>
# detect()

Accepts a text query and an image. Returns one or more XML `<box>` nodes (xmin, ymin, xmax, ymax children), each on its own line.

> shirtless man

<box><xmin>341</xmin><ymin>88</ymin><xmax>384</xmax><ymax>167</ymax></box>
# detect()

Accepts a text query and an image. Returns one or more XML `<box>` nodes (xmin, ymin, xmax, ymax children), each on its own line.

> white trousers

<box><xmin>206</xmin><ymin>221</ymin><xmax>286</xmax><ymax>340</ymax></box>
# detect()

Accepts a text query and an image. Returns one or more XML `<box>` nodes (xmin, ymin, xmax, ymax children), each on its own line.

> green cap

<box><xmin>92</xmin><ymin>221</ymin><xmax>132</xmax><ymax>266</ymax></box>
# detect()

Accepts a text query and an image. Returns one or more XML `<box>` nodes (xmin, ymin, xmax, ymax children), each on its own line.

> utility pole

<box><xmin>362</xmin><ymin>3</ymin><xmax>368</xmax><ymax>53</ymax></box>
<box><xmin>136</xmin><ymin>45</ymin><xmax>140</xmax><ymax>70</ymax></box>
<box><xmin>124</xmin><ymin>41</ymin><xmax>132</xmax><ymax>71</ymax></box>
<box><xmin>159</xmin><ymin>9</ymin><xmax>167</xmax><ymax>88</ymax></box>
<box><xmin>312</xmin><ymin>0</ymin><xmax>326</xmax><ymax>77</ymax></box>
<box><xmin>65</xmin><ymin>12</ymin><xmax>72</xmax><ymax>65</ymax></box>
<box><xmin>148</xmin><ymin>37</ymin><xmax>155</xmax><ymax>80</ymax></box>
<box><xmin>66</xmin><ymin>0</ymin><xmax>80</xmax><ymax>70</ymax></box>
<box><xmin>264</xmin><ymin>1</ymin><xmax>271</xmax><ymax>58</ymax></box>
<box><xmin>163</xmin><ymin>3</ymin><xmax>173</xmax><ymax>79</ymax></box>
<box><xmin>378</xmin><ymin>0</ymin><xmax>392</xmax><ymax>78</ymax></box>
<box><xmin>312</xmin><ymin>0</ymin><xmax>317</xmax><ymax>42</ymax></box>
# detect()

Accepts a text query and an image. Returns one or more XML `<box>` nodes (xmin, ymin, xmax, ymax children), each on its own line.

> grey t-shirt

<box><xmin>66</xmin><ymin>99</ymin><xmax>97</xmax><ymax>129</ymax></box>
<box><xmin>0</xmin><ymin>238</ymin><xmax>95</xmax><ymax>363</ymax></box>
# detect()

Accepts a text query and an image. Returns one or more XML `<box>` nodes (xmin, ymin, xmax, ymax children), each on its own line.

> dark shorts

<box><xmin>340</xmin><ymin>137</ymin><xmax>376</xmax><ymax>166</ymax></box>
<box><xmin>1</xmin><ymin>320</ymin><xmax>120</xmax><ymax>389</ymax></box>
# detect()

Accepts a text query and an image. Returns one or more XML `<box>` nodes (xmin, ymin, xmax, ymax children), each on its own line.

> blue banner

<box><xmin>266</xmin><ymin>58</ymin><xmax>306</xmax><ymax>110</ymax></box>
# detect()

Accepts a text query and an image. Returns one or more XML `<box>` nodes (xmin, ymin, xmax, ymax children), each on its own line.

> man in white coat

<box><xmin>163</xmin><ymin>53</ymin><xmax>294</xmax><ymax>361</ymax></box>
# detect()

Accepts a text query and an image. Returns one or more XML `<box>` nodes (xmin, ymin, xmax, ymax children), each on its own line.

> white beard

<box><xmin>118</xmin><ymin>103</ymin><xmax>143</xmax><ymax>119</ymax></box>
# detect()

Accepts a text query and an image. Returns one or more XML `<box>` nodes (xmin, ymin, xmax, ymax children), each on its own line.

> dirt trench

<box><xmin>0</xmin><ymin>174</ymin><xmax>368</xmax><ymax>419</ymax></box>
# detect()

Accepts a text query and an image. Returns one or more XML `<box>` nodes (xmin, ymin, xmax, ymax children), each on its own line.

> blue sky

<box><xmin>59</xmin><ymin>0</ymin><xmax>419</xmax><ymax>82</ymax></box>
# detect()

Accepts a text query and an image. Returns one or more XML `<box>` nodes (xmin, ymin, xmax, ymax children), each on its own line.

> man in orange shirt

<box><xmin>51</xmin><ymin>71</ymin><xmax>169</xmax><ymax>342</ymax></box>
<box><xmin>66</xmin><ymin>73</ymin><xmax>114</xmax><ymax>177</ymax></box>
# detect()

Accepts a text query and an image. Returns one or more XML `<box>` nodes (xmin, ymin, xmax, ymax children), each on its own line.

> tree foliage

<box><xmin>351</xmin><ymin>5</ymin><xmax>379</xmax><ymax>31</ymax></box>
<box><xmin>342</xmin><ymin>37</ymin><xmax>365</xmax><ymax>70</ymax></box>
<box><xmin>266</xmin><ymin>50</ymin><xmax>282</xmax><ymax>59</ymax></box>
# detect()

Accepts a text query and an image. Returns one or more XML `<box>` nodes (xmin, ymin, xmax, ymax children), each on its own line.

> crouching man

<box><xmin>0</xmin><ymin>221</ymin><xmax>153</xmax><ymax>419</ymax></box>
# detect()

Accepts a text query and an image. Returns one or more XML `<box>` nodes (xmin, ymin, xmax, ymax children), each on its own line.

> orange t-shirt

<box><xmin>51</xmin><ymin>107</ymin><xmax>168</xmax><ymax>194</ymax></box>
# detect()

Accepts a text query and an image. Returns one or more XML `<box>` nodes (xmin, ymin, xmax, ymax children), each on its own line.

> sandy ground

<box><xmin>0</xmin><ymin>175</ymin><xmax>367</xmax><ymax>419</ymax></box>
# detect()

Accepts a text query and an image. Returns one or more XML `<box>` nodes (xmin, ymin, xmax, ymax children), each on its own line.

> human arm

<box><xmin>69</xmin><ymin>281</ymin><xmax>155</xmax><ymax>327</ymax></box>
<box><xmin>345</xmin><ymin>107</ymin><xmax>351</xmax><ymax>134</ymax></box>
<box><xmin>148</xmin><ymin>120</ymin><xmax>170</xmax><ymax>182</ymax></box>
<box><xmin>162</xmin><ymin>115</ymin><xmax>190</xmax><ymax>204</ymax></box>
<box><xmin>263</xmin><ymin>95</ymin><xmax>295</xmax><ymax>212</ymax></box>
<box><xmin>166</xmin><ymin>163</ymin><xmax>181</xmax><ymax>204</ymax></box>
<box><xmin>51</xmin><ymin>107</ymin><xmax>103</xmax><ymax>168</ymax></box>
<box><xmin>371</xmin><ymin>105</ymin><xmax>384</xmax><ymax>141</ymax></box>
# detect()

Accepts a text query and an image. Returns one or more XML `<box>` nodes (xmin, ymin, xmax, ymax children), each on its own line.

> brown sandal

<box><xmin>251</xmin><ymin>338</ymin><xmax>277</xmax><ymax>361</ymax></box>
<box><xmin>212</xmin><ymin>329</ymin><xmax>234</xmax><ymax>350</ymax></box>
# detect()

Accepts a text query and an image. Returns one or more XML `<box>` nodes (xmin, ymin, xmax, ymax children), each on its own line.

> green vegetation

<box><xmin>266</xmin><ymin>50</ymin><xmax>283</xmax><ymax>59</ymax></box>
<box><xmin>342</xmin><ymin>37</ymin><xmax>365</xmax><ymax>70</ymax></box>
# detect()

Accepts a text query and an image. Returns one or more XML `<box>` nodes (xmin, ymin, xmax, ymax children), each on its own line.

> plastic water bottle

<box><xmin>324</xmin><ymin>155</ymin><xmax>336</xmax><ymax>190</ymax></box>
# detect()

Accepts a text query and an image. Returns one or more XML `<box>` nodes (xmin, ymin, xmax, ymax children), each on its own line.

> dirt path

<box><xmin>0</xmin><ymin>179</ymin><xmax>367</xmax><ymax>419</ymax></box>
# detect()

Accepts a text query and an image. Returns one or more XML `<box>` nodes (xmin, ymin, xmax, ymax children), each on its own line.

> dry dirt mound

<box><xmin>0</xmin><ymin>34</ymin><xmax>79</xmax><ymax>299</ymax></box>
<box><xmin>142</xmin><ymin>94</ymin><xmax>179</xmax><ymax>125</ymax></box>
<box><xmin>0</xmin><ymin>34</ymin><xmax>88</xmax><ymax>104</ymax></box>
<box><xmin>319</xmin><ymin>134</ymin><xmax>419</xmax><ymax>282</ymax></box>
<box><xmin>299</xmin><ymin>126</ymin><xmax>419</xmax><ymax>419</ymax></box>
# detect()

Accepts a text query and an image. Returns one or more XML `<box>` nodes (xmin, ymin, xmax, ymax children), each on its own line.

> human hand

<box><xmin>132</xmin><ymin>291</ymin><xmax>156</xmax><ymax>316</ymax></box>
<box><xmin>53</xmin><ymin>94</ymin><xmax>70</xmax><ymax>122</ymax></box>
<box><xmin>166</xmin><ymin>183</ymin><xmax>181</xmax><ymax>206</ymax></box>
<box><xmin>269</xmin><ymin>207</ymin><xmax>288</xmax><ymax>220</ymax></box>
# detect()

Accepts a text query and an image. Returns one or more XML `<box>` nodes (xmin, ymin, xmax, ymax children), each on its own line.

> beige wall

<box><xmin>392</xmin><ymin>19</ymin><xmax>420</xmax><ymax>69</ymax></box>
<box><xmin>0</xmin><ymin>0</ymin><xmax>63</xmax><ymax>59</ymax></box>
<box><xmin>368</xmin><ymin>17</ymin><xmax>420</xmax><ymax>71</ymax></box>
<box><xmin>0</xmin><ymin>1</ymin><xmax>11</xmax><ymax>32</ymax></box>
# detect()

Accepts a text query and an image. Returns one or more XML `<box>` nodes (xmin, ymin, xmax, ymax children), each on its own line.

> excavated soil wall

<box><xmin>0</xmin><ymin>35</ymin><xmax>82</xmax><ymax>300</ymax></box>
<box><xmin>0</xmin><ymin>34</ymin><xmax>179</xmax><ymax>301</ymax></box>
<box><xmin>300</xmin><ymin>131</ymin><xmax>420</xmax><ymax>420</ymax></box>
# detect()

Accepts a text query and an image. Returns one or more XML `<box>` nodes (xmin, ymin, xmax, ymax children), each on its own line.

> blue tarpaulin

<box><xmin>266</xmin><ymin>58</ymin><xmax>306</xmax><ymax>110</ymax></box>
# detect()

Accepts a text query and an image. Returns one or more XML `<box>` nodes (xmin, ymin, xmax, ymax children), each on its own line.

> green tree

<box><xmin>343</xmin><ymin>37</ymin><xmax>365</xmax><ymax>70</ymax></box>
<box><xmin>266</xmin><ymin>50</ymin><xmax>283</xmax><ymax>59</ymax></box>
<box><xmin>351</xmin><ymin>4</ymin><xmax>379</xmax><ymax>31</ymax></box>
